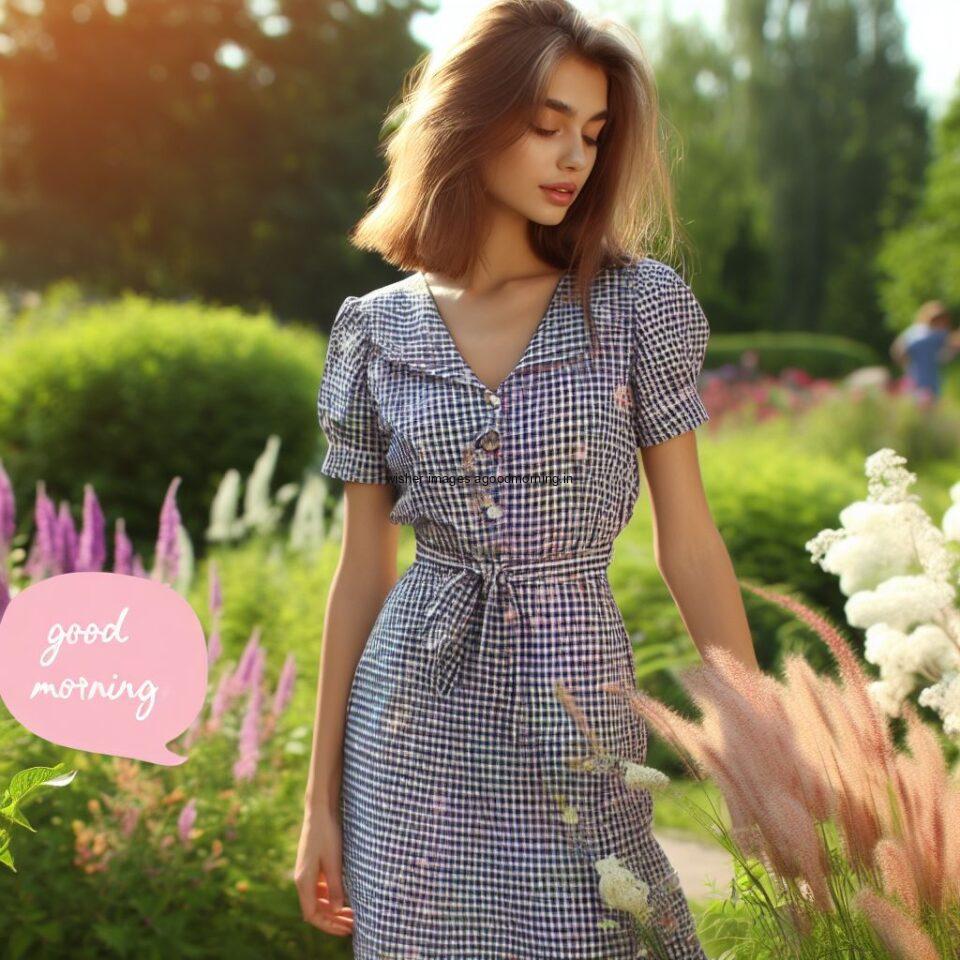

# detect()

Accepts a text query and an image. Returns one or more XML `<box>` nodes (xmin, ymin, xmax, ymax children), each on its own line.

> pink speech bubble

<box><xmin>0</xmin><ymin>572</ymin><xmax>207</xmax><ymax>765</ymax></box>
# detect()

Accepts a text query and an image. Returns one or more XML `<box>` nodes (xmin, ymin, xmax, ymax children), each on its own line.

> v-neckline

<box><xmin>415</xmin><ymin>269</ymin><xmax>570</xmax><ymax>396</ymax></box>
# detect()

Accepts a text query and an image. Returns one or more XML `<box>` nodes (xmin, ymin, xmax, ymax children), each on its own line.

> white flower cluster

<box><xmin>622</xmin><ymin>761</ymin><xmax>671</xmax><ymax>793</ymax></box>
<box><xmin>595</xmin><ymin>854</ymin><xmax>651</xmax><ymax>921</ymax></box>
<box><xmin>206</xmin><ymin>434</ymin><xmax>332</xmax><ymax>553</ymax></box>
<box><xmin>805</xmin><ymin>449</ymin><xmax>960</xmax><ymax>735</ymax></box>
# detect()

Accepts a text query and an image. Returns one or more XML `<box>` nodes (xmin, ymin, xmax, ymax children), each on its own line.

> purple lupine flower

<box><xmin>22</xmin><ymin>539</ymin><xmax>42</xmax><ymax>581</ymax></box>
<box><xmin>0</xmin><ymin>573</ymin><xmax>10</xmax><ymax>622</ymax></box>
<box><xmin>113</xmin><ymin>518</ymin><xmax>133</xmax><ymax>575</ymax></box>
<box><xmin>31</xmin><ymin>482</ymin><xmax>60</xmax><ymax>580</ymax></box>
<box><xmin>132</xmin><ymin>554</ymin><xmax>147</xmax><ymax>578</ymax></box>
<box><xmin>57</xmin><ymin>501</ymin><xmax>78</xmax><ymax>574</ymax></box>
<box><xmin>271</xmin><ymin>653</ymin><xmax>296</xmax><ymax>717</ymax></box>
<box><xmin>177</xmin><ymin>797</ymin><xmax>197</xmax><ymax>845</ymax></box>
<box><xmin>209</xmin><ymin>560</ymin><xmax>222</xmax><ymax>616</ymax></box>
<box><xmin>0</xmin><ymin>460</ymin><xmax>15</xmax><ymax>555</ymax></box>
<box><xmin>75</xmin><ymin>484</ymin><xmax>106</xmax><ymax>572</ymax></box>
<box><xmin>208</xmin><ymin>670</ymin><xmax>235</xmax><ymax>730</ymax></box>
<box><xmin>248</xmin><ymin>644</ymin><xmax>265</xmax><ymax>696</ymax></box>
<box><xmin>181</xmin><ymin>713</ymin><xmax>203</xmax><ymax>750</ymax></box>
<box><xmin>206</xmin><ymin>626</ymin><xmax>222</xmax><ymax>668</ymax></box>
<box><xmin>233</xmin><ymin>681</ymin><xmax>263</xmax><ymax>784</ymax></box>
<box><xmin>153</xmin><ymin>477</ymin><xmax>182</xmax><ymax>585</ymax></box>
<box><xmin>229</xmin><ymin>627</ymin><xmax>262</xmax><ymax>696</ymax></box>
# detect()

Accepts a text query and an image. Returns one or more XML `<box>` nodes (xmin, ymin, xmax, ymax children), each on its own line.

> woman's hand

<box><xmin>293</xmin><ymin>807</ymin><xmax>355</xmax><ymax>937</ymax></box>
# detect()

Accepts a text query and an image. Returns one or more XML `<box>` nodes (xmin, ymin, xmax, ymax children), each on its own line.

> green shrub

<box><xmin>792</xmin><ymin>386</ymin><xmax>960</xmax><ymax>466</ymax></box>
<box><xmin>0</xmin><ymin>294</ymin><xmax>325</xmax><ymax>559</ymax></box>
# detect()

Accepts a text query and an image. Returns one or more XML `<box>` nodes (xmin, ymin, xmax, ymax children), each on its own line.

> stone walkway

<box><xmin>657</xmin><ymin>829</ymin><xmax>735</xmax><ymax>901</ymax></box>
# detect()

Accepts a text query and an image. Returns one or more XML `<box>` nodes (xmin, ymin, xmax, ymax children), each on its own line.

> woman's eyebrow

<box><xmin>542</xmin><ymin>97</ymin><xmax>608</xmax><ymax>122</ymax></box>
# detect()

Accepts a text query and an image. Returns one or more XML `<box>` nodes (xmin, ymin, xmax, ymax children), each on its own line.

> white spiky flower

<box><xmin>943</xmin><ymin>482</ymin><xmax>960</xmax><ymax>542</ymax></box>
<box><xmin>595</xmin><ymin>854</ymin><xmax>651</xmax><ymax>921</ymax></box>
<box><xmin>622</xmin><ymin>762</ymin><xmax>670</xmax><ymax>793</ymax></box>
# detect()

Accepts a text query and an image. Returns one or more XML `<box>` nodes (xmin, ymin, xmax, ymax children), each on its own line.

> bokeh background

<box><xmin>0</xmin><ymin>1</ymin><xmax>958</xmax><ymax>957</ymax></box>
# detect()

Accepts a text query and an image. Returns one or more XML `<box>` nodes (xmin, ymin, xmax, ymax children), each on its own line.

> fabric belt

<box><xmin>413</xmin><ymin>540</ymin><xmax>614</xmax><ymax>741</ymax></box>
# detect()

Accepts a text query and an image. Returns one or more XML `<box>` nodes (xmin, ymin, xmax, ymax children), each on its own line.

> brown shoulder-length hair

<box><xmin>349</xmin><ymin>0</ymin><xmax>691</xmax><ymax>315</ymax></box>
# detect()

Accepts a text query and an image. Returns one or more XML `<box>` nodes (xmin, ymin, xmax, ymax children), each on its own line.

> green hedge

<box><xmin>707</xmin><ymin>331</ymin><xmax>881</xmax><ymax>378</ymax></box>
<box><xmin>0</xmin><ymin>294</ymin><xmax>325</xmax><ymax>559</ymax></box>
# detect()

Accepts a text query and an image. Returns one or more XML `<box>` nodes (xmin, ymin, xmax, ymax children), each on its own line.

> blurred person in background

<box><xmin>890</xmin><ymin>299</ymin><xmax>960</xmax><ymax>402</ymax></box>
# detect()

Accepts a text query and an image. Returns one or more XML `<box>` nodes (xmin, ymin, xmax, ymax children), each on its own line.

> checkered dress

<box><xmin>316</xmin><ymin>256</ymin><xmax>711</xmax><ymax>959</ymax></box>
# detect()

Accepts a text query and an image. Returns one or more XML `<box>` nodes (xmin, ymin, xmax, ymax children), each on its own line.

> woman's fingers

<box><xmin>315</xmin><ymin>876</ymin><xmax>352</xmax><ymax>913</ymax></box>
<box><xmin>308</xmin><ymin>876</ymin><xmax>354</xmax><ymax>935</ymax></box>
<box><xmin>306</xmin><ymin>911</ymin><xmax>354</xmax><ymax>935</ymax></box>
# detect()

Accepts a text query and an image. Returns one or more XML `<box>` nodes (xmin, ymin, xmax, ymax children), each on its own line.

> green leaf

<box><xmin>0</xmin><ymin>828</ymin><xmax>16</xmax><ymax>872</ymax></box>
<box><xmin>0</xmin><ymin>804</ymin><xmax>35</xmax><ymax>832</ymax></box>
<box><xmin>7</xmin><ymin>763</ymin><xmax>77</xmax><ymax>805</ymax></box>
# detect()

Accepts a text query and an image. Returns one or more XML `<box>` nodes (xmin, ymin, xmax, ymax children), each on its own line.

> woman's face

<box><xmin>481</xmin><ymin>55</ymin><xmax>608</xmax><ymax>226</ymax></box>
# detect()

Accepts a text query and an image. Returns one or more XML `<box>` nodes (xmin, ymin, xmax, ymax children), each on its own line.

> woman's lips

<box><xmin>540</xmin><ymin>185</ymin><xmax>575</xmax><ymax>206</ymax></box>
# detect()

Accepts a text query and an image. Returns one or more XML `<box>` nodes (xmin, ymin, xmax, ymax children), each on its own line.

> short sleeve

<box><xmin>316</xmin><ymin>295</ymin><xmax>391</xmax><ymax>484</ymax></box>
<box><xmin>629</xmin><ymin>262</ymin><xmax>711</xmax><ymax>447</ymax></box>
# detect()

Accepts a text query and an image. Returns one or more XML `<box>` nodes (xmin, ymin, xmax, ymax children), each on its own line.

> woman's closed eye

<box><xmin>531</xmin><ymin>124</ymin><xmax>600</xmax><ymax>148</ymax></box>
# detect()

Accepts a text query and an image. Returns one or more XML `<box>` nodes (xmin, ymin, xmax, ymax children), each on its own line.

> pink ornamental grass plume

<box><xmin>113</xmin><ymin>518</ymin><xmax>134</xmax><ymax>575</ymax></box>
<box><xmin>75</xmin><ymin>484</ymin><xmax>106</xmax><ymax>572</ymax></box>
<box><xmin>603</xmin><ymin>578</ymin><xmax>960</xmax><ymax>949</ymax></box>
<box><xmin>854</xmin><ymin>887</ymin><xmax>940</xmax><ymax>960</ymax></box>
<box><xmin>153</xmin><ymin>477</ymin><xmax>182</xmax><ymax>585</ymax></box>
<box><xmin>742</xmin><ymin>581</ymin><xmax>960</xmax><ymax>908</ymax></box>
<box><xmin>0</xmin><ymin>459</ymin><xmax>15</xmax><ymax>555</ymax></box>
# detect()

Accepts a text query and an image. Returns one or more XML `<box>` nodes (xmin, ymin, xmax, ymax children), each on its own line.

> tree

<box><xmin>877</xmin><ymin>78</ymin><xmax>960</xmax><ymax>329</ymax></box>
<box><xmin>0</xmin><ymin>0</ymin><xmax>430</xmax><ymax>324</ymax></box>
<box><xmin>725</xmin><ymin>0</ymin><xmax>929</xmax><ymax>349</ymax></box>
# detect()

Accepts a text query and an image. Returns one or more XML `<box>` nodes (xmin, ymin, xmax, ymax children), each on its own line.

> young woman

<box><xmin>295</xmin><ymin>1</ymin><xmax>759</xmax><ymax>957</ymax></box>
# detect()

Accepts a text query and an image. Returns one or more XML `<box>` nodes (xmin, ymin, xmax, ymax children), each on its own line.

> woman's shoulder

<box><xmin>616</xmin><ymin>255</ymin><xmax>692</xmax><ymax>296</ymax></box>
<box><xmin>339</xmin><ymin>273</ymin><xmax>435</xmax><ymax>365</ymax></box>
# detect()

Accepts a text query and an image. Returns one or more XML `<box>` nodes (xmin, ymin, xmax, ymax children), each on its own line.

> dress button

<box><xmin>483</xmin><ymin>389</ymin><xmax>501</xmax><ymax>408</ymax></box>
<box><xmin>485</xmin><ymin>503</ymin><xmax>504</xmax><ymax>519</ymax></box>
<box><xmin>477</xmin><ymin>428</ymin><xmax>500</xmax><ymax>452</ymax></box>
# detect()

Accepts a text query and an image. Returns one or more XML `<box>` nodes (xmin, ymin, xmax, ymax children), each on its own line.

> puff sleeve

<box><xmin>316</xmin><ymin>295</ymin><xmax>391</xmax><ymax>484</ymax></box>
<box><xmin>629</xmin><ymin>262</ymin><xmax>711</xmax><ymax>447</ymax></box>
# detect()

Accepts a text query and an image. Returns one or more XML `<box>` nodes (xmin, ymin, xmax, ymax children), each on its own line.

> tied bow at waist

<box><xmin>414</xmin><ymin>541</ymin><xmax>614</xmax><ymax>739</ymax></box>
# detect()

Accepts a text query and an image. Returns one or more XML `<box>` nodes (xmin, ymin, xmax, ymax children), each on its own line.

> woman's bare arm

<box><xmin>640</xmin><ymin>432</ymin><xmax>760</xmax><ymax>673</ymax></box>
<box><xmin>304</xmin><ymin>481</ymin><xmax>399</xmax><ymax>818</ymax></box>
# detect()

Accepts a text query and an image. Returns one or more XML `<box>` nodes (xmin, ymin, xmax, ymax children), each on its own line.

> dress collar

<box><xmin>365</xmin><ymin>271</ymin><xmax>593</xmax><ymax>393</ymax></box>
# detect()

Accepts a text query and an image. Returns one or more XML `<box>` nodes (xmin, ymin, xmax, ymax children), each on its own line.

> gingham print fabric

<box><xmin>316</xmin><ymin>256</ymin><xmax>711</xmax><ymax>959</ymax></box>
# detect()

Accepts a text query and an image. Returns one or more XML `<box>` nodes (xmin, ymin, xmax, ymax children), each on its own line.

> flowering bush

<box><xmin>699</xmin><ymin>362</ymin><xmax>835</xmax><ymax>433</ymax></box>
<box><xmin>0</xmin><ymin>437</ymin><xmax>326</xmax><ymax>872</ymax></box>
<box><xmin>806</xmin><ymin>448</ymin><xmax>960</xmax><ymax>736</ymax></box>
